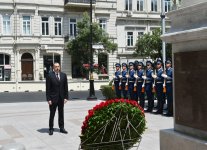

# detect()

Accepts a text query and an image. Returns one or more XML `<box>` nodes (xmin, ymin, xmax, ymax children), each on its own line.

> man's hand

<box><xmin>48</xmin><ymin>100</ymin><xmax>52</xmax><ymax>105</ymax></box>
<box><xmin>64</xmin><ymin>99</ymin><xmax>68</xmax><ymax>104</ymax></box>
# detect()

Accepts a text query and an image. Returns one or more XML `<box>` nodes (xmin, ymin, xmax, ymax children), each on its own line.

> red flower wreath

<box><xmin>81</xmin><ymin>98</ymin><xmax>144</xmax><ymax>134</ymax></box>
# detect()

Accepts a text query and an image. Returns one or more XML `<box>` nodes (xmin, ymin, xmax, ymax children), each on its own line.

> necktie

<box><xmin>56</xmin><ymin>73</ymin><xmax>59</xmax><ymax>80</ymax></box>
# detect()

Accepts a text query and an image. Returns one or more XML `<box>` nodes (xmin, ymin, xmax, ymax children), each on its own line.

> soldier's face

<box><xmin>122</xmin><ymin>66</ymin><xmax>126</xmax><ymax>70</ymax></box>
<box><xmin>130</xmin><ymin>66</ymin><xmax>133</xmax><ymax>70</ymax></box>
<box><xmin>116</xmin><ymin>66</ymin><xmax>120</xmax><ymax>71</ymax></box>
<box><xmin>156</xmin><ymin>63</ymin><xmax>161</xmax><ymax>69</ymax></box>
<box><xmin>138</xmin><ymin>65</ymin><xmax>142</xmax><ymax>69</ymax></box>
<box><xmin>147</xmin><ymin>64</ymin><xmax>151</xmax><ymax>69</ymax></box>
<box><xmin>166</xmin><ymin>63</ymin><xmax>171</xmax><ymax>68</ymax></box>
<box><xmin>53</xmin><ymin>63</ymin><xmax>60</xmax><ymax>72</ymax></box>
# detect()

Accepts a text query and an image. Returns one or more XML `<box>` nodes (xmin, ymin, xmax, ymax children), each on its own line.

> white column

<box><xmin>17</xmin><ymin>49</ymin><xmax>21</xmax><ymax>82</ymax></box>
<box><xmin>35</xmin><ymin>48</ymin><xmax>40</xmax><ymax>81</ymax></box>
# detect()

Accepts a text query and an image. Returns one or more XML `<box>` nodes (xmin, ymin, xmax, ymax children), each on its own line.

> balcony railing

<box><xmin>65</xmin><ymin>0</ymin><xmax>96</xmax><ymax>5</ymax></box>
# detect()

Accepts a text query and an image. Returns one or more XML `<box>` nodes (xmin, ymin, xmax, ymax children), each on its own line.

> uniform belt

<box><xmin>145</xmin><ymin>81</ymin><xmax>152</xmax><ymax>83</ymax></box>
<box><xmin>156</xmin><ymin>82</ymin><xmax>163</xmax><ymax>84</ymax></box>
<box><xmin>122</xmin><ymin>81</ymin><xmax>126</xmax><ymax>83</ymax></box>
<box><xmin>114</xmin><ymin>80</ymin><xmax>119</xmax><ymax>82</ymax></box>
<box><xmin>166</xmin><ymin>81</ymin><xmax>172</xmax><ymax>83</ymax></box>
<box><xmin>137</xmin><ymin>81</ymin><xmax>143</xmax><ymax>83</ymax></box>
<box><xmin>129</xmin><ymin>81</ymin><xmax>134</xmax><ymax>83</ymax></box>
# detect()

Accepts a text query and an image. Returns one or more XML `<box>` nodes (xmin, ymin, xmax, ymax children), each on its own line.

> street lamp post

<box><xmin>87</xmin><ymin>0</ymin><xmax>97</xmax><ymax>100</ymax></box>
<box><xmin>161</xmin><ymin>0</ymin><xmax>166</xmax><ymax>65</ymax></box>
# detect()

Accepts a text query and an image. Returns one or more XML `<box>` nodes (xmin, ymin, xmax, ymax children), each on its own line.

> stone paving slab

<box><xmin>0</xmin><ymin>100</ymin><xmax>173</xmax><ymax>150</ymax></box>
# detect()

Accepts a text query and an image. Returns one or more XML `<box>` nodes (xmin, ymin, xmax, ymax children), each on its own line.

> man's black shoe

<box><xmin>49</xmin><ymin>130</ymin><xmax>53</xmax><ymax>135</ymax></box>
<box><xmin>60</xmin><ymin>128</ymin><xmax>68</xmax><ymax>134</ymax></box>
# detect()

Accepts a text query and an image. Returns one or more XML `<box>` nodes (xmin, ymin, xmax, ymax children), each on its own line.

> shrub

<box><xmin>100</xmin><ymin>85</ymin><xmax>116</xmax><ymax>99</ymax></box>
<box><xmin>80</xmin><ymin>99</ymin><xmax>146</xmax><ymax>150</ymax></box>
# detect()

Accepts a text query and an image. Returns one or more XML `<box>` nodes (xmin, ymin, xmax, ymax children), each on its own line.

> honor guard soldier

<box><xmin>162</xmin><ymin>59</ymin><xmax>173</xmax><ymax>116</ymax></box>
<box><xmin>134</xmin><ymin>62</ymin><xmax>145</xmax><ymax>108</ymax></box>
<box><xmin>114</xmin><ymin>63</ymin><xmax>121</xmax><ymax>98</ymax></box>
<box><xmin>142</xmin><ymin>61</ymin><xmax>154</xmax><ymax>112</ymax></box>
<box><xmin>152</xmin><ymin>59</ymin><xmax>164</xmax><ymax>114</ymax></box>
<box><xmin>133</xmin><ymin>60</ymin><xmax>139</xmax><ymax>101</ymax></box>
<box><xmin>121</xmin><ymin>63</ymin><xmax>128</xmax><ymax>99</ymax></box>
<box><xmin>127</xmin><ymin>62</ymin><xmax>135</xmax><ymax>100</ymax></box>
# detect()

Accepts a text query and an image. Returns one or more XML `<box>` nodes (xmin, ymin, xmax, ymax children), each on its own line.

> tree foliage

<box><xmin>134</xmin><ymin>28</ymin><xmax>172</xmax><ymax>60</ymax></box>
<box><xmin>67</xmin><ymin>12</ymin><xmax>117</xmax><ymax>65</ymax></box>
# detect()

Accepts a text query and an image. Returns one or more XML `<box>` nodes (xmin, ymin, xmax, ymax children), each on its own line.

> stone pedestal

<box><xmin>160</xmin><ymin>1</ymin><xmax>207</xmax><ymax>150</ymax></box>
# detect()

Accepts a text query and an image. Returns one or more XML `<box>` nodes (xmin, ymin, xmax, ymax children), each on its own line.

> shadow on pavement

<box><xmin>37</xmin><ymin>128</ymin><xmax>60</xmax><ymax>134</ymax></box>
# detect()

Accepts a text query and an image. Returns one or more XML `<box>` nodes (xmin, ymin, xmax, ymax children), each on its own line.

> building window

<box><xmin>54</xmin><ymin>18</ymin><xmax>62</xmax><ymax>36</ymax></box>
<box><xmin>138</xmin><ymin>31</ymin><xmax>144</xmax><ymax>37</ymax></box>
<box><xmin>42</xmin><ymin>17</ymin><xmax>49</xmax><ymax>35</ymax></box>
<box><xmin>127</xmin><ymin>32</ymin><xmax>133</xmax><ymax>47</ymax></box>
<box><xmin>125</xmin><ymin>0</ymin><xmax>132</xmax><ymax>11</ymax></box>
<box><xmin>0</xmin><ymin>54</ymin><xmax>11</xmax><ymax>81</ymax></box>
<box><xmin>137</xmin><ymin>0</ymin><xmax>144</xmax><ymax>11</ymax></box>
<box><xmin>151</xmin><ymin>0</ymin><xmax>157</xmax><ymax>12</ymax></box>
<box><xmin>3</xmin><ymin>16</ymin><xmax>11</xmax><ymax>35</ymax></box>
<box><xmin>43</xmin><ymin>55</ymin><xmax>60</xmax><ymax>78</ymax></box>
<box><xmin>23</xmin><ymin>16</ymin><xmax>31</xmax><ymax>35</ymax></box>
<box><xmin>99</xmin><ymin>19</ymin><xmax>107</xmax><ymax>31</ymax></box>
<box><xmin>69</xmin><ymin>18</ymin><xmax>77</xmax><ymax>37</ymax></box>
<box><xmin>165</xmin><ymin>0</ymin><xmax>172</xmax><ymax>12</ymax></box>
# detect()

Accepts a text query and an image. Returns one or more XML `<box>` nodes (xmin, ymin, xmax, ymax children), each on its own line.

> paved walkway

<box><xmin>0</xmin><ymin>100</ymin><xmax>173</xmax><ymax>150</ymax></box>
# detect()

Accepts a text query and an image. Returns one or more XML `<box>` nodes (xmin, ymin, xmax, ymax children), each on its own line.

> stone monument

<box><xmin>160</xmin><ymin>0</ymin><xmax>207</xmax><ymax>149</ymax></box>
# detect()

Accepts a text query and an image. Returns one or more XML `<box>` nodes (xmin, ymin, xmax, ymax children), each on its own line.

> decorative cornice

<box><xmin>161</xmin><ymin>27</ymin><xmax>207</xmax><ymax>43</ymax></box>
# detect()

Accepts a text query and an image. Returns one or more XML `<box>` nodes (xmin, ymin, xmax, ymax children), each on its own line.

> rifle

<box><xmin>163</xmin><ymin>68</ymin><xmax>166</xmax><ymax>93</ymax></box>
<box><xmin>141</xmin><ymin>67</ymin><xmax>146</xmax><ymax>93</ymax></box>
<box><xmin>111</xmin><ymin>65</ymin><xmax>115</xmax><ymax>91</ymax></box>
<box><xmin>125</xmin><ymin>69</ymin><xmax>129</xmax><ymax>91</ymax></box>
<box><xmin>119</xmin><ymin>67</ymin><xmax>122</xmax><ymax>90</ymax></box>
<box><xmin>152</xmin><ymin>67</ymin><xmax>156</xmax><ymax>93</ymax></box>
<box><xmin>133</xmin><ymin>70</ymin><xmax>137</xmax><ymax>92</ymax></box>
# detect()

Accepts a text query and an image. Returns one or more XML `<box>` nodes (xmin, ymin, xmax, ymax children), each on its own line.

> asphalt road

<box><xmin>0</xmin><ymin>90</ymin><xmax>105</xmax><ymax>103</ymax></box>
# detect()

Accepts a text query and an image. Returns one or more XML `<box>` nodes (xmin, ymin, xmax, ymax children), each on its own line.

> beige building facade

<box><xmin>0</xmin><ymin>0</ymin><xmax>180</xmax><ymax>91</ymax></box>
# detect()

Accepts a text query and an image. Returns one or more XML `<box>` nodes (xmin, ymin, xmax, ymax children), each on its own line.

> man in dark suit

<box><xmin>46</xmin><ymin>62</ymin><xmax>69</xmax><ymax>135</ymax></box>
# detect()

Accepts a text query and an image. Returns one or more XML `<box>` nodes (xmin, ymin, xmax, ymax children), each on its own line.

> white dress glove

<box><xmin>152</xmin><ymin>74</ymin><xmax>157</xmax><ymax>79</ymax></box>
<box><xmin>161</xmin><ymin>74</ymin><xmax>168</xmax><ymax>78</ymax></box>
<box><xmin>142</xmin><ymin>76</ymin><xmax>147</xmax><ymax>80</ymax></box>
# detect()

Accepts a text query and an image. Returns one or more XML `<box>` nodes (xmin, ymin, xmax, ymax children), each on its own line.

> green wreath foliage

<box><xmin>80</xmin><ymin>99</ymin><xmax>146</xmax><ymax>150</ymax></box>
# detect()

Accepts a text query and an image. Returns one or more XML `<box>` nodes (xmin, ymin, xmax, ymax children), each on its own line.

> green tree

<box><xmin>67</xmin><ymin>12</ymin><xmax>117</xmax><ymax>77</ymax></box>
<box><xmin>134</xmin><ymin>28</ymin><xmax>172</xmax><ymax>60</ymax></box>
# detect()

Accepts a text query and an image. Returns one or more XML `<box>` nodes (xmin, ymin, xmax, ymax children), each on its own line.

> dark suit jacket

<box><xmin>46</xmin><ymin>71</ymin><xmax>68</xmax><ymax>103</ymax></box>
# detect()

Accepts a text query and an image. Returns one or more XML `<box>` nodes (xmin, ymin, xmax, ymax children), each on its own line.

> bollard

<box><xmin>1</xmin><ymin>143</ymin><xmax>25</xmax><ymax>150</ymax></box>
